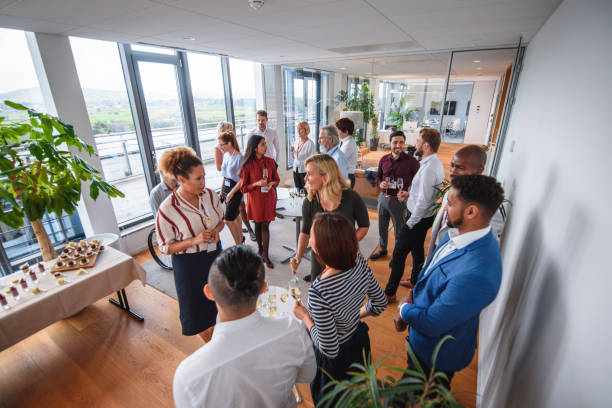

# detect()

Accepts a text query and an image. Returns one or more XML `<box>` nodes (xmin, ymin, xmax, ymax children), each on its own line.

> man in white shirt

<box><xmin>384</xmin><ymin>128</ymin><xmax>445</xmax><ymax>303</ymax></box>
<box><xmin>426</xmin><ymin>145</ymin><xmax>505</xmax><ymax>260</ymax></box>
<box><xmin>247</xmin><ymin>110</ymin><xmax>280</xmax><ymax>165</ymax></box>
<box><xmin>173</xmin><ymin>246</ymin><xmax>316</xmax><ymax>408</ymax></box>
<box><xmin>318</xmin><ymin>125</ymin><xmax>349</xmax><ymax>180</ymax></box>
<box><xmin>336</xmin><ymin>117</ymin><xmax>359</xmax><ymax>188</ymax></box>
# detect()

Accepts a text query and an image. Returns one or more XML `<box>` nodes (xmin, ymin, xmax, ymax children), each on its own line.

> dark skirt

<box><xmin>221</xmin><ymin>178</ymin><xmax>243</xmax><ymax>221</ymax></box>
<box><xmin>311</xmin><ymin>321</ymin><xmax>371</xmax><ymax>405</ymax></box>
<box><xmin>171</xmin><ymin>246</ymin><xmax>220</xmax><ymax>336</ymax></box>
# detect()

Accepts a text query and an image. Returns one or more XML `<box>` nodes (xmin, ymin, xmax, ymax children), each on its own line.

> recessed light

<box><xmin>476</xmin><ymin>67</ymin><xmax>482</xmax><ymax>70</ymax></box>
<box><xmin>339</xmin><ymin>67</ymin><xmax>347</xmax><ymax>70</ymax></box>
<box><xmin>472</xmin><ymin>60</ymin><xmax>480</xmax><ymax>63</ymax></box>
<box><xmin>183</xmin><ymin>36</ymin><xmax>196</xmax><ymax>41</ymax></box>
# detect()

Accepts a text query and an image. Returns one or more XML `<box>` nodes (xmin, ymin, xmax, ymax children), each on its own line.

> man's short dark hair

<box><xmin>210</xmin><ymin>245</ymin><xmax>265</xmax><ymax>310</ymax></box>
<box><xmin>389</xmin><ymin>130</ymin><xmax>406</xmax><ymax>141</ymax></box>
<box><xmin>455</xmin><ymin>145</ymin><xmax>487</xmax><ymax>170</ymax></box>
<box><xmin>419</xmin><ymin>128</ymin><xmax>441</xmax><ymax>152</ymax></box>
<box><xmin>256</xmin><ymin>109</ymin><xmax>267</xmax><ymax>118</ymax></box>
<box><xmin>451</xmin><ymin>174</ymin><xmax>504</xmax><ymax>219</ymax></box>
<box><xmin>335</xmin><ymin>118</ymin><xmax>355</xmax><ymax>135</ymax></box>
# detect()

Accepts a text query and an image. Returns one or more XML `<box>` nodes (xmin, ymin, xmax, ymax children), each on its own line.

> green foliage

<box><xmin>0</xmin><ymin>100</ymin><xmax>124</xmax><ymax>229</ymax></box>
<box><xmin>335</xmin><ymin>82</ymin><xmax>377</xmax><ymax>129</ymax></box>
<box><xmin>318</xmin><ymin>335</ymin><xmax>464</xmax><ymax>408</ymax></box>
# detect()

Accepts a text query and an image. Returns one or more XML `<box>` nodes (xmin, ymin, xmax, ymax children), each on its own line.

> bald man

<box><xmin>426</xmin><ymin>145</ymin><xmax>504</xmax><ymax>259</ymax></box>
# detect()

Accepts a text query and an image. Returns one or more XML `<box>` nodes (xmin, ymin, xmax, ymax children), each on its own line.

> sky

<box><xmin>0</xmin><ymin>27</ymin><xmax>260</xmax><ymax>99</ymax></box>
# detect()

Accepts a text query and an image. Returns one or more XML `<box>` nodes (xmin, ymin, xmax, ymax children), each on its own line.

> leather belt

<box><xmin>384</xmin><ymin>195</ymin><xmax>399</xmax><ymax>200</ymax></box>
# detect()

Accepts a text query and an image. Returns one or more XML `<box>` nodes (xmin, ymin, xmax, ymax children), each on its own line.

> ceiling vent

<box><xmin>329</xmin><ymin>41</ymin><xmax>421</xmax><ymax>55</ymax></box>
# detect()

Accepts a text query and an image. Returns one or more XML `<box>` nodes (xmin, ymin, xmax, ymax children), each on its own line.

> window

<box><xmin>229</xmin><ymin>58</ymin><xmax>261</xmax><ymax>149</ymax></box>
<box><xmin>0</xmin><ymin>29</ymin><xmax>84</xmax><ymax>275</ymax></box>
<box><xmin>70</xmin><ymin>37</ymin><xmax>151</xmax><ymax>225</ymax></box>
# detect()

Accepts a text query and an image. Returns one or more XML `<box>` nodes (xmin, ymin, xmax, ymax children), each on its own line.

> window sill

<box><xmin>120</xmin><ymin>219</ymin><xmax>155</xmax><ymax>237</ymax></box>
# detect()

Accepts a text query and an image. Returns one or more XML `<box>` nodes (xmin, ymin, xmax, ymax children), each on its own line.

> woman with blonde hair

<box><xmin>290</xmin><ymin>121</ymin><xmax>315</xmax><ymax>190</ymax></box>
<box><xmin>290</xmin><ymin>154</ymin><xmax>370</xmax><ymax>282</ymax></box>
<box><xmin>156</xmin><ymin>146</ymin><xmax>225</xmax><ymax>341</ymax></box>
<box><xmin>215</xmin><ymin>121</ymin><xmax>256</xmax><ymax>241</ymax></box>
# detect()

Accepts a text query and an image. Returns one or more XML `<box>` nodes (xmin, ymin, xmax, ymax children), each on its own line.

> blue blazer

<box><xmin>400</xmin><ymin>230</ymin><xmax>502</xmax><ymax>372</ymax></box>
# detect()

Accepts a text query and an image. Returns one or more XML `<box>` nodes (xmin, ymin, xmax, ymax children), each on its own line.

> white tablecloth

<box><xmin>0</xmin><ymin>247</ymin><xmax>146</xmax><ymax>351</ymax></box>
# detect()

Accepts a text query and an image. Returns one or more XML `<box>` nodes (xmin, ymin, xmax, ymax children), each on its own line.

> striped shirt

<box><xmin>307</xmin><ymin>254</ymin><xmax>388</xmax><ymax>358</ymax></box>
<box><xmin>156</xmin><ymin>189</ymin><xmax>225</xmax><ymax>255</ymax></box>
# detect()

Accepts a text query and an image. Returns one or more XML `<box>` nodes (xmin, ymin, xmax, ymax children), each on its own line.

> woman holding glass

<box><xmin>156</xmin><ymin>146</ymin><xmax>225</xmax><ymax>341</ymax></box>
<box><xmin>240</xmin><ymin>135</ymin><xmax>280</xmax><ymax>269</ymax></box>
<box><xmin>217</xmin><ymin>130</ymin><xmax>244</xmax><ymax>245</ymax></box>
<box><xmin>290</xmin><ymin>154</ymin><xmax>370</xmax><ymax>282</ymax></box>
<box><xmin>215</xmin><ymin>121</ymin><xmax>256</xmax><ymax>242</ymax></box>
<box><xmin>290</xmin><ymin>121</ymin><xmax>315</xmax><ymax>190</ymax></box>
<box><xmin>293</xmin><ymin>212</ymin><xmax>388</xmax><ymax>405</ymax></box>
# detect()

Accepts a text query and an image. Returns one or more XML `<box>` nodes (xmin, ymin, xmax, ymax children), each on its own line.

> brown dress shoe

<box><xmin>386</xmin><ymin>294</ymin><xmax>397</xmax><ymax>304</ymax></box>
<box><xmin>399</xmin><ymin>280</ymin><xmax>414</xmax><ymax>289</ymax></box>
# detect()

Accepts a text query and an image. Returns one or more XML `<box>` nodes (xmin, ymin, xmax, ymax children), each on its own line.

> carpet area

<box><xmin>143</xmin><ymin>216</ymin><xmax>380</xmax><ymax>300</ymax></box>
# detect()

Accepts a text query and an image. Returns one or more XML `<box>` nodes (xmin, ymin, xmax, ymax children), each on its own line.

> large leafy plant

<box><xmin>336</xmin><ymin>82</ymin><xmax>377</xmax><ymax>144</ymax></box>
<box><xmin>319</xmin><ymin>335</ymin><xmax>464</xmax><ymax>408</ymax></box>
<box><xmin>0</xmin><ymin>101</ymin><xmax>124</xmax><ymax>261</ymax></box>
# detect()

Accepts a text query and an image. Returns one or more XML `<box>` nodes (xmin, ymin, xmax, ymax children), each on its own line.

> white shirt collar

<box><xmin>447</xmin><ymin>225</ymin><xmax>491</xmax><ymax>250</ymax></box>
<box><xmin>419</xmin><ymin>153</ymin><xmax>438</xmax><ymax>165</ymax></box>
<box><xmin>212</xmin><ymin>311</ymin><xmax>262</xmax><ymax>338</ymax></box>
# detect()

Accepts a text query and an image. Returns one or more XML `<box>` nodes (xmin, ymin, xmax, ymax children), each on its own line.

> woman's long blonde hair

<box><xmin>305</xmin><ymin>154</ymin><xmax>349</xmax><ymax>204</ymax></box>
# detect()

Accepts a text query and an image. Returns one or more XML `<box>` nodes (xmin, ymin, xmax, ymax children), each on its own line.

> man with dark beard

<box><xmin>370</xmin><ymin>131</ymin><xmax>420</xmax><ymax>261</ymax></box>
<box><xmin>393</xmin><ymin>174</ymin><xmax>504</xmax><ymax>391</ymax></box>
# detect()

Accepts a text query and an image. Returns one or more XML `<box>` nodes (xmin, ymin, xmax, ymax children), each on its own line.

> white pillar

<box><xmin>26</xmin><ymin>32</ymin><xmax>120</xmax><ymax>240</ymax></box>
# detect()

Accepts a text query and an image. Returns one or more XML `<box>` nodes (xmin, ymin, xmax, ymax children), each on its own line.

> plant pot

<box><xmin>369</xmin><ymin>138</ymin><xmax>379</xmax><ymax>151</ymax></box>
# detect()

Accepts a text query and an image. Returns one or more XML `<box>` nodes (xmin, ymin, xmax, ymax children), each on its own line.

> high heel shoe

<box><xmin>262</xmin><ymin>257</ymin><xmax>274</xmax><ymax>269</ymax></box>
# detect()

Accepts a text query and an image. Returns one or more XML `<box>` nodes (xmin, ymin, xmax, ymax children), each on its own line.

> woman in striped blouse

<box><xmin>293</xmin><ymin>212</ymin><xmax>388</xmax><ymax>404</ymax></box>
<box><xmin>156</xmin><ymin>147</ymin><xmax>225</xmax><ymax>342</ymax></box>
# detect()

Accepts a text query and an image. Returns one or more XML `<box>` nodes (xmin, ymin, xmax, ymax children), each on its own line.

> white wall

<box><xmin>464</xmin><ymin>80</ymin><xmax>496</xmax><ymax>145</ymax></box>
<box><xmin>478</xmin><ymin>1</ymin><xmax>612</xmax><ymax>406</ymax></box>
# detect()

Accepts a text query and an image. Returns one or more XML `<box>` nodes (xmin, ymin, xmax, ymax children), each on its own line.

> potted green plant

<box><xmin>370</xmin><ymin>113</ymin><xmax>379</xmax><ymax>151</ymax></box>
<box><xmin>0</xmin><ymin>101</ymin><xmax>124</xmax><ymax>261</ymax></box>
<box><xmin>335</xmin><ymin>82</ymin><xmax>376</xmax><ymax>144</ymax></box>
<box><xmin>318</xmin><ymin>335</ymin><xmax>464</xmax><ymax>408</ymax></box>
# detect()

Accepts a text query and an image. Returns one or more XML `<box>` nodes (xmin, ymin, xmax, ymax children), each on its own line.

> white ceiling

<box><xmin>0</xmin><ymin>0</ymin><xmax>561</xmax><ymax>64</ymax></box>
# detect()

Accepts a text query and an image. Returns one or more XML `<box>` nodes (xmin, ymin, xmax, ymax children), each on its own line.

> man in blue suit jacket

<box><xmin>394</xmin><ymin>174</ymin><xmax>504</xmax><ymax>387</ymax></box>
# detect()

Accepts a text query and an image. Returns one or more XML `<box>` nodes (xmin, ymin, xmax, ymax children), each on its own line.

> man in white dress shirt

<box><xmin>173</xmin><ymin>246</ymin><xmax>316</xmax><ymax>408</ymax></box>
<box><xmin>426</xmin><ymin>145</ymin><xmax>505</xmax><ymax>260</ymax></box>
<box><xmin>318</xmin><ymin>125</ymin><xmax>349</xmax><ymax>180</ymax></box>
<box><xmin>336</xmin><ymin>117</ymin><xmax>359</xmax><ymax>188</ymax></box>
<box><xmin>247</xmin><ymin>110</ymin><xmax>280</xmax><ymax>165</ymax></box>
<box><xmin>384</xmin><ymin>128</ymin><xmax>445</xmax><ymax>303</ymax></box>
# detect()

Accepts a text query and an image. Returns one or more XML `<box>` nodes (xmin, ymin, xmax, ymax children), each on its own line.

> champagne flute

<box><xmin>397</xmin><ymin>177</ymin><xmax>404</xmax><ymax>192</ymax></box>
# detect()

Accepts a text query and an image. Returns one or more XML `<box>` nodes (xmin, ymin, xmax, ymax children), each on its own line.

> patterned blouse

<box><xmin>156</xmin><ymin>189</ymin><xmax>225</xmax><ymax>254</ymax></box>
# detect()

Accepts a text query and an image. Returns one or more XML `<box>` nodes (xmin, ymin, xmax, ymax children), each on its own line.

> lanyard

<box><xmin>296</xmin><ymin>140</ymin><xmax>306</xmax><ymax>157</ymax></box>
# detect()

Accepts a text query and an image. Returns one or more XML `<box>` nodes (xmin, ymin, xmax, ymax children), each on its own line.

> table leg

<box><xmin>109</xmin><ymin>288</ymin><xmax>144</xmax><ymax>321</ymax></box>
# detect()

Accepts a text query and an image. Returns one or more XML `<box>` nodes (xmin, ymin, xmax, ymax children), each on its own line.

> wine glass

<box><xmin>289</xmin><ymin>277</ymin><xmax>301</xmax><ymax>302</ymax></box>
<box><xmin>397</xmin><ymin>177</ymin><xmax>404</xmax><ymax>192</ymax></box>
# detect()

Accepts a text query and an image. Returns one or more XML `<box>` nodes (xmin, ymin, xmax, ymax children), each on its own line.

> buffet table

<box><xmin>0</xmin><ymin>247</ymin><xmax>146</xmax><ymax>351</ymax></box>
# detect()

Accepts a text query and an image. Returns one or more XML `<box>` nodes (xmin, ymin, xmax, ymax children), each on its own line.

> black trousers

<box><xmin>293</xmin><ymin>171</ymin><xmax>306</xmax><ymax>190</ymax></box>
<box><xmin>404</xmin><ymin>339</ymin><xmax>455</xmax><ymax>391</ymax></box>
<box><xmin>311</xmin><ymin>322</ymin><xmax>370</xmax><ymax>406</ymax></box>
<box><xmin>385</xmin><ymin>215</ymin><xmax>435</xmax><ymax>296</ymax></box>
<box><xmin>348</xmin><ymin>173</ymin><xmax>355</xmax><ymax>189</ymax></box>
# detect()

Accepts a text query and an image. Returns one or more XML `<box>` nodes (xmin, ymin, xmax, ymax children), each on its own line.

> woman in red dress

<box><xmin>239</xmin><ymin>135</ymin><xmax>279</xmax><ymax>268</ymax></box>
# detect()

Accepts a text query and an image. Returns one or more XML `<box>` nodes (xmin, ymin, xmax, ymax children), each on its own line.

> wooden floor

<box><xmin>0</xmin><ymin>143</ymin><xmax>476</xmax><ymax>408</ymax></box>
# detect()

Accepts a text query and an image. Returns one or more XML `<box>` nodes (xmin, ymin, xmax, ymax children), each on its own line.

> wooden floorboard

<box><xmin>0</xmin><ymin>143</ymin><xmax>476</xmax><ymax>408</ymax></box>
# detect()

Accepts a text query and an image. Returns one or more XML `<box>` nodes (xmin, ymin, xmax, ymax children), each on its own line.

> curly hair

<box><xmin>210</xmin><ymin>245</ymin><xmax>265</xmax><ymax>310</ymax></box>
<box><xmin>451</xmin><ymin>174</ymin><xmax>504</xmax><ymax>218</ymax></box>
<box><xmin>157</xmin><ymin>146</ymin><xmax>202</xmax><ymax>180</ymax></box>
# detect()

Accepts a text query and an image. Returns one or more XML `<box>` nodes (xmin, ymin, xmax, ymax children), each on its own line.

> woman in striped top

<box><xmin>293</xmin><ymin>212</ymin><xmax>388</xmax><ymax>404</ymax></box>
<box><xmin>156</xmin><ymin>147</ymin><xmax>225</xmax><ymax>342</ymax></box>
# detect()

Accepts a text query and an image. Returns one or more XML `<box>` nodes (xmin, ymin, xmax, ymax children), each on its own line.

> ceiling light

<box><xmin>472</xmin><ymin>60</ymin><xmax>480</xmax><ymax>63</ymax></box>
<box><xmin>183</xmin><ymin>36</ymin><xmax>196</xmax><ymax>41</ymax></box>
<box><xmin>249</xmin><ymin>0</ymin><xmax>264</xmax><ymax>10</ymax></box>
<box><xmin>339</xmin><ymin>67</ymin><xmax>347</xmax><ymax>70</ymax></box>
<box><xmin>476</xmin><ymin>67</ymin><xmax>482</xmax><ymax>70</ymax></box>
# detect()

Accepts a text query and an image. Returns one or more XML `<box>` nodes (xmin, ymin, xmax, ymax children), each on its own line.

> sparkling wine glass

<box><xmin>397</xmin><ymin>177</ymin><xmax>404</xmax><ymax>192</ymax></box>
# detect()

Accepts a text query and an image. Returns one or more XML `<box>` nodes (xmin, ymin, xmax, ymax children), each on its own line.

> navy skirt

<box><xmin>311</xmin><ymin>321</ymin><xmax>371</xmax><ymax>405</ymax></box>
<box><xmin>171</xmin><ymin>245</ymin><xmax>220</xmax><ymax>336</ymax></box>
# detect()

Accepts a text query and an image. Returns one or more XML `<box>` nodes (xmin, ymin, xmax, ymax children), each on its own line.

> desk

<box><xmin>276</xmin><ymin>195</ymin><xmax>311</xmax><ymax>263</ymax></box>
<box><xmin>0</xmin><ymin>247</ymin><xmax>146</xmax><ymax>351</ymax></box>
